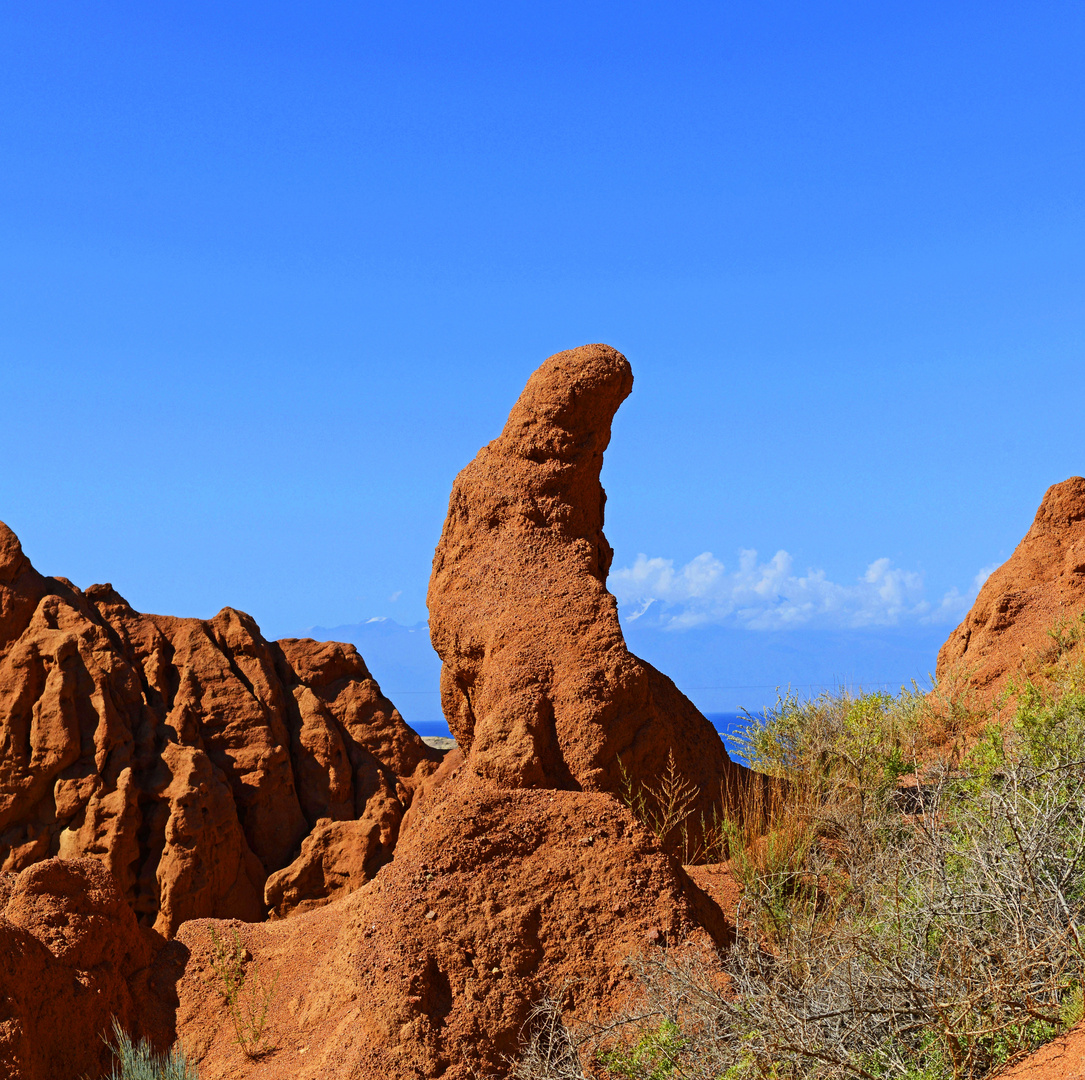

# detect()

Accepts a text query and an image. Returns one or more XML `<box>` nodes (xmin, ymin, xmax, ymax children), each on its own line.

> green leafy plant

<box><xmin>1060</xmin><ymin>983</ymin><xmax>1084</xmax><ymax>1030</ymax></box>
<box><xmin>1012</xmin><ymin>668</ymin><xmax>1085</xmax><ymax>768</ymax></box>
<box><xmin>597</xmin><ymin>1018</ymin><xmax>685</xmax><ymax>1080</ymax></box>
<box><xmin>209</xmin><ymin>927</ymin><xmax>279</xmax><ymax>1058</ymax></box>
<box><xmin>728</xmin><ymin>688</ymin><xmax>929</xmax><ymax>803</ymax></box>
<box><xmin>1046</xmin><ymin>610</ymin><xmax>1085</xmax><ymax>658</ymax></box>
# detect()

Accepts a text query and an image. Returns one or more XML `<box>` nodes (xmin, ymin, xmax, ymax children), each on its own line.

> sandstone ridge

<box><xmin>0</xmin><ymin>522</ymin><xmax>441</xmax><ymax>935</ymax></box>
<box><xmin>937</xmin><ymin>476</ymin><xmax>1085</xmax><ymax>700</ymax></box>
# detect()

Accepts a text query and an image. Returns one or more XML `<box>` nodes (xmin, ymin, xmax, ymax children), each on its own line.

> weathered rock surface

<box><xmin>170</xmin><ymin>764</ymin><xmax>730</xmax><ymax>1080</ymax></box>
<box><xmin>0</xmin><ymin>523</ymin><xmax>441</xmax><ymax>934</ymax></box>
<box><xmin>937</xmin><ymin>477</ymin><xmax>1085</xmax><ymax>701</ymax></box>
<box><xmin>0</xmin><ymin>857</ymin><xmax>160</xmax><ymax>1080</ymax></box>
<box><xmin>427</xmin><ymin>343</ymin><xmax>742</xmax><ymax>814</ymax></box>
<box><xmin>3</xmin><ymin>344</ymin><xmax>744</xmax><ymax>1079</ymax></box>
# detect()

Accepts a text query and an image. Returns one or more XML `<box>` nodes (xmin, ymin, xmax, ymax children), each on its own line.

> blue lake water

<box><xmin>706</xmin><ymin>711</ymin><xmax>754</xmax><ymax>765</ymax></box>
<box><xmin>410</xmin><ymin>710</ymin><xmax>765</xmax><ymax>767</ymax></box>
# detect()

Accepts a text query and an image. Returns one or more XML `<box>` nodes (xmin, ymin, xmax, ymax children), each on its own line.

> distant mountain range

<box><xmin>302</xmin><ymin>618</ymin><xmax>446</xmax><ymax>725</ymax></box>
<box><xmin>300</xmin><ymin>616</ymin><xmax>948</xmax><ymax>728</ymax></box>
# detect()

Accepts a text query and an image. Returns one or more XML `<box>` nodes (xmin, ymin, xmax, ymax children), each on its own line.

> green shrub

<box><xmin>1012</xmin><ymin>666</ymin><xmax>1085</xmax><ymax>767</ymax></box>
<box><xmin>209</xmin><ymin>926</ymin><xmax>278</xmax><ymax>1058</ymax></box>
<box><xmin>561</xmin><ymin>669</ymin><xmax>1085</xmax><ymax>1080</ymax></box>
<box><xmin>729</xmin><ymin>687</ymin><xmax>930</xmax><ymax>798</ymax></box>
<box><xmin>597</xmin><ymin>1018</ymin><xmax>685</xmax><ymax>1080</ymax></box>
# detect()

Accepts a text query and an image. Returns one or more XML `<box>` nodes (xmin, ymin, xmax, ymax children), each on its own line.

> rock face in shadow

<box><xmin>0</xmin><ymin>523</ymin><xmax>441</xmax><ymax>934</ymax></box>
<box><xmin>937</xmin><ymin>477</ymin><xmax>1085</xmax><ymax>700</ymax></box>
<box><xmin>0</xmin><ymin>858</ymin><xmax>157</xmax><ymax>1080</ymax></box>
<box><xmin>427</xmin><ymin>343</ymin><xmax>742</xmax><ymax>810</ymax></box>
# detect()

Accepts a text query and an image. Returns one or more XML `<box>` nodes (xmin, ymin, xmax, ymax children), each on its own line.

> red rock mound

<box><xmin>937</xmin><ymin>477</ymin><xmax>1085</xmax><ymax>701</ymax></box>
<box><xmin>169</xmin><ymin>757</ymin><xmax>728</xmax><ymax>1080</ymax></box>
<box><xmin>0</xmin><ymin>857</ymin><xmax>159</xmax><ymax>1080</ymax></box>
<box><xmin>0</xmin><ymin>523</ymin><xmax>441</xmax><ymax>934</ymax></box>
<box><xmin>427</xmin><ymin>343</ymin><xmax>742</xmax><ymax>816</ymax></box>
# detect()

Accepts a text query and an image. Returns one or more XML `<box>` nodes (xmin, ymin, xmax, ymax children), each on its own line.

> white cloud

<box><xmin>610</xmin><ymin>549</ymin><xmax>995</xmax><ymax>631</ymax></box>
<box><xmin>920</xmin><ymin>563</ymin><xmax>998</xmax><ymax>626</ymax></box>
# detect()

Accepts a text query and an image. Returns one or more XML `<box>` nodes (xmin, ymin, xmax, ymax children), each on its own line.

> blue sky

<box><xmin>2</xmin><ymin>2</ymin><xmax>1083</xmax><ymax>711</ymax></box>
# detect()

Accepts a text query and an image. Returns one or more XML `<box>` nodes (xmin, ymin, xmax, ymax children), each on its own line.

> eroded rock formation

<box><xmin>157</xmin><ymin>343</ymin><xmax>739</xmax><ymax>1079</ymax></box>
<box><xmin>0</xmin><ymin>524</ymin><xmax>441</xmax><ymax>934</ymax></box>
<box><xmin>2</xmin><ymin>344</ymin><xmax>743</xmax><ymax>1079</ymax></box>
<box><xmin>937</xmin><ymin>476</ymin><xmax>1085</xmax><ymax>700</ymax></box>
<box><xmin>427</xmin><ymin>342</ymin><xmax>742</xmax><ymax>811</ymax></box>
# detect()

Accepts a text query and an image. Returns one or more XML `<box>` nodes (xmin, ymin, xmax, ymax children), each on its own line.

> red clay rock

<box><xmin>995</xmin><ymin>1020</ymin><xmax>1085</xmax><ymax>1080</ymax></box>
<box><xmin>0</xmin><ymin>857</ymin><xmax>156</xmax><ymax>1080</ymax></box>
<box><xmin>427</xmin><ymin>343</ymin><xmax>742</xmax><ymax>817</ymax></box>
<box><xmin>3</xmin><ymin>345</ymin><xmax>747</xmax><ymax>1079</ymax></box>
<box><xmin>0</xmin><ymin>523</ymin><xmax>441</xmax><ymax>934</ymax></box>
<box><xmin>160</xmin><ymin>344</ymin><xmax>740</xmax><ymax>1080</ymax></box>
<box><xmin>263</xmin><ymin>792</ymin><xmax>404</xmax><ymax>919</ymax></box>
<box><xmin>937</xmin><ymin>477</ymin><xmax>1085</xmax><ymax>701</ymax></box>
<box><xmin>170</xmin><ymin>777</ymin><xmax>730</xmax><ymax>1080</ymax></box>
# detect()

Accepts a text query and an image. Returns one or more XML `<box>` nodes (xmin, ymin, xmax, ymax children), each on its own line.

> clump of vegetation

<box><xmin>209</xmin><ymin>926</ymin><xmax>279</xmax><ymax>1058</ymax></box>
<box><xmin>619</xmin><ymin>750</ymin><xmax>701</xmax><ymax>858</ymax></box>
<box><xmin>512</xmin><ymin>994</ymin><xmax>590</xmax><ymax>1080</ymax></box>
<box><xmin>99</xmin><ymin>1018</ymin><xmax>199</xmax><ymax>1080</ymax></box>
<box><xmin>597</xmin><ymin>1018</ymin><xmax>685</xmax><ymax>1080</ymax></box>
<box><xmin>522</xmin><ymin>632</ymin><xmax>1085</xmax><ymax>1080</ymax></box>
<box><xmin>1030</xmin><ymin>608</ymin><xmax>1085</xmax><ymax>684</ymax></box>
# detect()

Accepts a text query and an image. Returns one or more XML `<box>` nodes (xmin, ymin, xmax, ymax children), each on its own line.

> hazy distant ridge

<box><xmin>300</xmin><ymin>616</ymin><xmax>946</xmax><ymax>724</ymax></box>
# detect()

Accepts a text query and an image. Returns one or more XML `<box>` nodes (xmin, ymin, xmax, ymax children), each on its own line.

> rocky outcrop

<box><xmin>937</xmin><ymin>477</ymin><xmax>1085</xmax><ymax>700</ymax></box>
<box><xmin>0</xmin><ymin>523</ymin><xmax>441</xmax><ymax>934</ymax></box>
<box><xmin>3</xmin><ymin>344</ymin><xmax>745</xmax><ymax>1079</ymax></box>
<box><xmin>427</xmin><ymin>343</ymin><xmax>742</xmax><ymax>814</ymax></box>
<box><xmin>170</xmin><ymin>761</ymin><xmax>729</xmax><ymax>1080</ymax></box>
<box><xmin>157</xmin><ymin>343</ymin><xmax>740</xmax><ymax>1080</ymax></box>
<box><xmin>0</xmin><ymin>858</ymin><xmax>159</xmax><ymax>1080</ymax></box>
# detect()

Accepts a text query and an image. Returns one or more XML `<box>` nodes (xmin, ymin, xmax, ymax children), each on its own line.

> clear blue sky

<box><xmin>2</xmin><ymin>2</ymin><xmax>1082</xmax><ymax>706</ymax></box>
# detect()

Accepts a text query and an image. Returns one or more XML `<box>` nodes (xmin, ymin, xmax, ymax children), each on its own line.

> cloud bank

<box><xmin>611</xmin><ymin>549</ymin><xmax>996</xmax><ymax>632</ymax></box>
